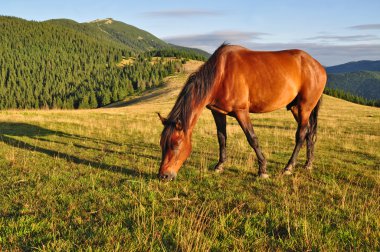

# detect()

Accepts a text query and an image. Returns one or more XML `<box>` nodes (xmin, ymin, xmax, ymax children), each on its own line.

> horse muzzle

<box><xmin>158</xmin><ymin>170</ymin><xmax>177</xmax><ymax>181</ymax></box>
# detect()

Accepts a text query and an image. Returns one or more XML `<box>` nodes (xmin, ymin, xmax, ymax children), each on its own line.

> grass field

<box><xmin>0</xmin><ymin>61</ymin><xmax>379</xmax><ymax>251</ymax></box>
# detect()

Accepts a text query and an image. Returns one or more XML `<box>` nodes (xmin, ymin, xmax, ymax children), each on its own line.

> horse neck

<box><xmin>174</xmin><ymin>66</ymin><xmax>218</xmax><ymax>135</ymax></box>
<box><xmin>187</xmin><ymin>100</ymin><xmax>207</xmax><ymax>135</ymax></box>
<box><xmin>185</xmin><ymin>85</ymin><xmax>218</xmax><ymax>139</ymax></box>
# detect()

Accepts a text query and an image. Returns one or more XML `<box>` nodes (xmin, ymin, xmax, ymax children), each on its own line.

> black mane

<box><xmin>160</xmin><ymin>43</ymin><xmax>228</xmax><ymax>154</ymax></box>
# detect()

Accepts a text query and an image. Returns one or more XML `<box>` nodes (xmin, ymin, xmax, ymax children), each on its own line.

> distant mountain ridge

<box><xmin>325</xmin><ymin>60</ymin><xmax>380</xmax><ymax>103</ymax></box>
<box><xmin>326</xmin><ymin>60</ymin><xmax>380</xmax><ymax>73</ymax></box>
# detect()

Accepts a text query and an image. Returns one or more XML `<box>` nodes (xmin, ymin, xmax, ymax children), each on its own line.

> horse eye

<box><xmin>171</xmin><ymin>139</ymin><xmax>182</xmax><ymax>150</ymax></box>
<box><xmin>171</xmin><ymin>142</ymin><xmax>178</xmax><ymax>150</ymax></box>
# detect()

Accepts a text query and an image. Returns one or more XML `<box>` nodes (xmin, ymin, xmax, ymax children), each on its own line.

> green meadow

<box><xmin>1</xmin><ymin>62</ymin><xmax>379</xmax><ymax>251</ymax></box>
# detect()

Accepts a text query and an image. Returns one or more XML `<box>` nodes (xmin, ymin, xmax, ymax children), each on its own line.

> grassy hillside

<box><xmin>0</xmin><ymin>62</ymin><xmax>379</xmax><ymax>251</ymax></box>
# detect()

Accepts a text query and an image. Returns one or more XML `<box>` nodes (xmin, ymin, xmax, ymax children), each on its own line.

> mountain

<box><xmin>326</xmin><ymin>60</ymin><xmax>380</xmax><ymax>74</ymax></box>
<box><xmin>325</xmin><ymin>60</ymin><xmax>380</xmax><ymax>104</ymax></box>
<box><xmin>326</xmin><ymin>71</ymin><xmax>380</xmax><ymax>101</ymax></box>
<box><xmin>87</xmin><ymin>18</ymin><xmax>168</xmax><ymax>51</ymax></box>
<box><xmin>0</xmin><ymin>16</ymin><xmax>207</xmax><ymax>109</ymax></box>
<box><xmin>45</xmin><ymin>17</ymin><xmax>209</xmax><ymax>57</ymax></box>
<box><xmin>44</xmin><ymin>18</ymin><xmax>129</xmax><ymax>49</ymax></box>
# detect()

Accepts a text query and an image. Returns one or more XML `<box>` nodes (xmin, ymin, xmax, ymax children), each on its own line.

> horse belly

<box><xmin>248</xmin><ymin>82</ymin><xmax>299</xmax><ymax>113</ymax></box>
<box><xmin>211</xmin><ymin>79</ymin><xmax>298</xmax><ymax>114</ymax></box>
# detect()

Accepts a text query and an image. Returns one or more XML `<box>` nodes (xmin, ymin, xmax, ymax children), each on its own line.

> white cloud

<box><xmin>142</xmin><ymin>9</ymin><xmax>224</xmax><ymax>18</ymax></box>
<box><xmin>306</xmin><ymin>34</ymin><xmax>379</xmax><ymax>42</ymax></box>
<box><xmin>244</xmin><ymin>42</ymin><xmax>380</xmax><ymax>66</ymax></box>
<box><xmin>164</xmin><ymin>30</ymin><xmax>380</xmax><ymax>66</ymax></box>
<box><xmin>164</xmin><ymin>30</ymin><xmax>269</xmax><ymax>52</ymax></box>
<box><xmin>349</xmin><ymin>24</ymin><xmax>380</xmax><ymax>30</ymax></box>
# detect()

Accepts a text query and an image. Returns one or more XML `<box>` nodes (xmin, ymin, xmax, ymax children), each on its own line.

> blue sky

<box><xmin>2</xmin><ymin>0</ymin><xmax>380</xmax><ymax>65</ymax></box>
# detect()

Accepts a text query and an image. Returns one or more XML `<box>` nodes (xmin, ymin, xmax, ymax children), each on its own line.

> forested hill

<box><xmin>0</xmin><ymin>16</ymin><xmax>208</xmax><ymax>109</ymax></box>
<box><xmin>324</xmin><ymin>60</ymin><xmax>380</xmax><ymax>106</ymax></box>
<box><xmin>326</xmin><ymin>71</ymin><xmax>380</xmax><ymax>101</ymax></box>
<box><xmin>44</xmin><ymin>17</ymin><xmax>209</xmax><ymax>58</ymax></box>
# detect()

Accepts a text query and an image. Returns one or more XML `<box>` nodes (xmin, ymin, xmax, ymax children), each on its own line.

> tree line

<box><xmin>149</xmin><ymin>48</ymin><xmax>208</xmax><ymax>62</ymax></box>
<box><xmin>324</xmin><ymin>87</ymin><xmax>380</xmax><ymax>107</ymax></box>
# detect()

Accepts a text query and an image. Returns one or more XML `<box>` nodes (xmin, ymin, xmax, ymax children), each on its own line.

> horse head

<box><xmin>158</xmin><ymin>113</ymin><xmax>192</xmax><ymax>181</ymax></box>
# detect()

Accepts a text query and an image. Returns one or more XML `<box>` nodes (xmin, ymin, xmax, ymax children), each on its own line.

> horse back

<box><xmin>209</xmin><ymin>46</ymin><xmax>326</xmax><ymax>113</ymax></box>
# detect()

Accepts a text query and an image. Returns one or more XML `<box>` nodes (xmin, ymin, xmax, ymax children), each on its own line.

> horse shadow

<box><xmin>0</xmin><ymin>122</ymin><xmax>153</xmax><ymax>178</ymax></box>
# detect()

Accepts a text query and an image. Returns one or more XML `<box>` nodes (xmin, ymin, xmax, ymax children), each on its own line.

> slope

<box><xmin>44</xmin><ymin>18</ymin><xmax>132</xmax><ymax>50</ymax></box>
<box><xmin>0</xmin><ymin>61</ymin><xmax>379</xmax><ymax>251</ymax></box>
<box><xmin>87</xmin><ymin>18</ymin><xmax>168</xmax><ymax>51</ymax></box>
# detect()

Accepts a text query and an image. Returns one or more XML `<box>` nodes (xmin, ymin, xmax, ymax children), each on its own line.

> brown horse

<box><xmin>158</xmin><ymin>43</ymin><xmax>326</xmax><ymax>180</ymax></box>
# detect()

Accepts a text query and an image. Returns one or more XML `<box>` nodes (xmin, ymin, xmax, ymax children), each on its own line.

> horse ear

<box><xmin>157</xmin><ymin>113</ymin><xmax>167</xmax><ymax>125</ymax></box>
<box><xmin>175</xmin><ymin>119</ymin><xmax>183</xmax><ymax>130</ymax></box>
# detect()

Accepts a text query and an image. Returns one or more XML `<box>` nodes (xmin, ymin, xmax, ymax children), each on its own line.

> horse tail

<box><xmin>308</xmin><ymin>97</ymin><xmax>322</xmax><ymax>144</ymax></box>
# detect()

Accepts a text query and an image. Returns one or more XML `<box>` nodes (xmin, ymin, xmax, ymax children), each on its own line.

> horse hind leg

<box><xmin>285</xmin><ymin>96</ymin><xmax>322</xmax><ymax>174</ymax></box>
<box><xmin>284</xmin><ymin>105</ymin><xmax>310</xmax><ymax>175</ymax></box>
<box><xmin>211</xmin><ymin>110</ymin><xmax>227</xmax><ymax>172</ymax></box>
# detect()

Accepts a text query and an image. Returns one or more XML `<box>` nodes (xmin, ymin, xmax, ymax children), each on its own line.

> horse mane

<box><xmin>160</xmin><ymin>43</ymin><xmax>228</xmax><ymax>153</ymax></box>
<box><xmin>167</xmin><ymin>43</ymin><xmax>228</xmax><ymax>131</ymax></box>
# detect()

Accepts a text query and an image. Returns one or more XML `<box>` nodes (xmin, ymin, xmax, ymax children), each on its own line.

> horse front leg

<box><xmin>211</xmin><ymin>110</ymin><xmax>227</xmax><ymax>172</ymax></box>
<box><xmin>234</xmin><ymin>110</ymin><xmax>268</xmax><ymax>178</ymax></box>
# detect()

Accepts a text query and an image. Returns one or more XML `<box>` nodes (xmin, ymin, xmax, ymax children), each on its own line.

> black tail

<box><xmin>305</xmin><ymin>97</ymin><xmax>322</xmax><ymax>166</ymax></box>
<box><xmin>308</xmin><ymin>97</ymin><xmax>322</xmax><ymax>144</ymax></box>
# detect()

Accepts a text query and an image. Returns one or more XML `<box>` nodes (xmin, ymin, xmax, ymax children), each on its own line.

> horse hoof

<box><xmin>283</xmin><ymin>170</ymin><xmax>292</xmax><ymax>176</ymax></box>
<box><xmin>214</xmin><ymin>167</ymin><xmax>224</xmax><ymax>173</ymax></box>
<box><xmin>259</xmin><ymin>173</ymin><xmax>269</xmax><ymax>179</ymax></box>
<box><xmin>215</xmin><ymin>168</ymin><xmax>224</xmax><ymax>173</ymax></box>
<box><xmin>214</xmin><ymin>163</ymin><xmax>224</xmax><ymax>173</ymax></box>
<box><xmin>303</xmin><ymin>165</ymin><xmax>313</xmax><ymax>170</ymax></box>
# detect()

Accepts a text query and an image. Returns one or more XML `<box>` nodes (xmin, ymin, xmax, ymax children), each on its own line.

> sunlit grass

<box><xmin>0</xmin><ymin>61</ymin><xmax>379</xmax><ymax>251</ymax></box>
